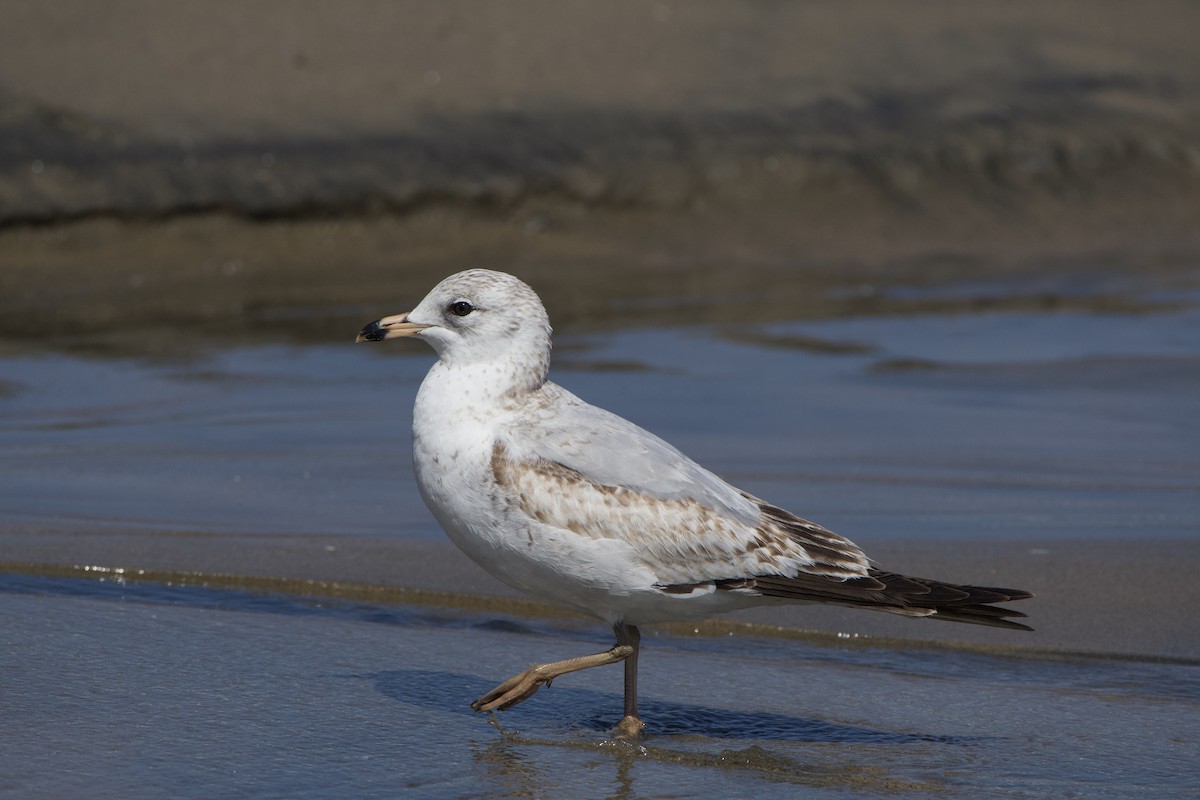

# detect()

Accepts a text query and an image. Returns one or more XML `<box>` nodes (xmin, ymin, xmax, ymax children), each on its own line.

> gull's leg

<box><xmin>471</xmin><ymin>634</ymin><xmax>634</xmax><ymax>713</ymax></box>
<box><xmin>612</xmin><ymin>623</ymin><xmax>645</xmax><ymax>739</ymax></box>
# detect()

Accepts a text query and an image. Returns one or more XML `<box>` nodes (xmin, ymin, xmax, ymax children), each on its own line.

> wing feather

<box><xmin>491</xmin><ymin>440</ymin><xmax>870</xmax><ymax>586</ymax></box>
<box><xmin>507</xmin><ymin>383</ymin><xmax>761</xmax><ymax>525</ymax></box>
<box><xmin>492</xmin><ymin>383</ymin><xmax>1032</xmax><ymax>630</ymax></box>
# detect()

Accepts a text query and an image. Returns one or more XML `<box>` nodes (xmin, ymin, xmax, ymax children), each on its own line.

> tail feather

<box><xmin>751</xmin><ymin>568</ymin><xmax>1035</xmax><ymax>631</ymax></box>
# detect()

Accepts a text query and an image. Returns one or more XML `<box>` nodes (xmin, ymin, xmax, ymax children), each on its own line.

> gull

<box><xmin>357</xmin><ymin>269</ymin><xmax>1033</xmax><ymax>738</ymax></box>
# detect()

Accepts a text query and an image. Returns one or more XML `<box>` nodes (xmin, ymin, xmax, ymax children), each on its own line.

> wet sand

<box><xmin>7</xmin><ymin>579</ymin><xmax>1196</xmax><ymax>799</ymax></box>
<box><xmin>3</xmin><ymin>531</ymin><xmax>1198</xmax><ymax>661</ymax></box>
<box><xmin>3</xmin><ymin>209</ymin><xmax>1199</xmax><ymax>359</ymax></box>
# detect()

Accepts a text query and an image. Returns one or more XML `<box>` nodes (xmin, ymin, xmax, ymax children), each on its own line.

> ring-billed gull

<box><xmin>357</xmin><ymin>269</ymin><xmax>1032</xmax><ymax>738</ymax></box>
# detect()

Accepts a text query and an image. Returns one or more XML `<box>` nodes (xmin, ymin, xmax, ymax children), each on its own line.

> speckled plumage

<box><xmin>357</xmin><ymin>268</ymin><xmax>1033</xmax><ymax>733</ymax></box>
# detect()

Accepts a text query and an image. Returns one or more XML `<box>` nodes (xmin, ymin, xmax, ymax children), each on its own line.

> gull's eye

<box><xmin>448</xmin><ymin>301</ymin><xmax>475</xmax><ymax>317</ymax></box>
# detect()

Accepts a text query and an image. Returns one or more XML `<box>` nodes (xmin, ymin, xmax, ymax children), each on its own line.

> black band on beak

<box><xmin>357</xmin><ymin>320</ymin><xmax>387</xmax><ymax>342</ymax></box>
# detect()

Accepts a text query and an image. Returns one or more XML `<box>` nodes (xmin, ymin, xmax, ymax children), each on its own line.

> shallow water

<box><xmin>1</xmin><ymin>302</ymin><xmax>1197</xmax><ymax>542</ymax></box>
<box><xmin>2</xmin><ymin>573</ymin><xmax>1197</xmax><ymax>799</ymax></box>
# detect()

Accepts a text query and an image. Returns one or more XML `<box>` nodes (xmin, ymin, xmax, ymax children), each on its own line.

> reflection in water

<box><xmin>466</xmin><ymin>712</ymin><xmax>949</xmax><ymax>798</ymax></box>
<box><xmin>471</xmin><ymin>722</ymin><xmax>557</xmax><ymax>800</ymax></box>
<box><xmin>367</xmin><ymin>668</ymin><xmax>955</xmax><ymax>796</ymax></box>
<box><xmin>366</xmin><ymin>668</ymin><xmax>968</xmax><ymax>744</ymax></box>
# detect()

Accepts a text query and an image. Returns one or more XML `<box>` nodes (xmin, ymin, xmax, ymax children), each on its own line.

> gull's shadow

<box><xmin>361</xmin><ymin>668</ymin><xmax>970</xmax><ymax>744</ymax></box>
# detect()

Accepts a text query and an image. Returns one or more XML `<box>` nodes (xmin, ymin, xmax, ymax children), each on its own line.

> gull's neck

<box><xmin>416</xmin><ymin>345</ymin><xmax>550</xmax><ymax>426</ymax></box>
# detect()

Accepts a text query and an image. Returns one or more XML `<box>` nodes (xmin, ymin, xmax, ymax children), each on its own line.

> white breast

<box><xmin>411</xmin><ymin>361</ymin><xmax>505</xmax><ymax>552</ymax></box>
<box><xmin>412</xmin><ymin>362</ymin><xmax>655</xmax><ymax>617</ymax></box>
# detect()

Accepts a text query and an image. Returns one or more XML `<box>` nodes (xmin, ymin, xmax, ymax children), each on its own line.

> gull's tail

<box><xmin>752</xmin><ymin>570</ymin><xmax>1035</xmax><ymax>631</ymax></box>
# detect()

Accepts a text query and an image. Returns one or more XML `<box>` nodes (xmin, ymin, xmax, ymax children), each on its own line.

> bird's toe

<box><xmin>471</xmin><ymin>668</ymin><xmax>549</xmax><ymax>713</ymax></box>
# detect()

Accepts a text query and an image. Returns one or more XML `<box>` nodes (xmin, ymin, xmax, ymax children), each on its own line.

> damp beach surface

<box><xmin>3</xmin><ymin>269</ymin><xmax>1199</xmax><ymax>798</ymax></box>
<box><xmin>3</xmin><ymin>575</ymin><xmax>1198</xmax><ymax>799</ymax></box>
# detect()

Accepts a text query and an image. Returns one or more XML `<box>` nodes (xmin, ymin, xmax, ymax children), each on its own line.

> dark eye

<box><xmin>448</xmin><ymin>301</ymin><xmax>475</xmax><ymax>317</ymax></box>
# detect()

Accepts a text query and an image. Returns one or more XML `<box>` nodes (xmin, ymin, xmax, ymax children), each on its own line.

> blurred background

<box><xmin>2</xmin><ymin>0</ymin><xmax>1199</xmax><ymax>348</ymax></box>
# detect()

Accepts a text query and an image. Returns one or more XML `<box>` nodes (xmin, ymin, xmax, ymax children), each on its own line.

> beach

<box><xmin>2</xmin><ymin>3</ymin><xmax>1199</xmax><ymax>797</ymax></box>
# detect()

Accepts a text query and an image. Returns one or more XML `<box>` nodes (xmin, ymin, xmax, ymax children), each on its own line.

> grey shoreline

<box><xmin>3</xmin><ymin>0</ymin><xmax>1200</xmax><ymax>239</ymax></box>
<box><xmin>5</xmin><ymin>2</ymin><xmax>1200</xmax><ymax>354</ymax></box>
<box><xmin>4</xmin><ymin>526</ymin><xmax>1197</xmax><ymax>662</ymax></box>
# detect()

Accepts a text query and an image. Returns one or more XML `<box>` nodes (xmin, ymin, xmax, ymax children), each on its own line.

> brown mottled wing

<box><xmin>492</xmin><ymin>437</ymin><xmax>1034</xmax><ymax>630</ymax></box>
<box><xmin>491</xmin><ymin>442</ymin><xmax>871</xmax><ymax>585</ymax></box>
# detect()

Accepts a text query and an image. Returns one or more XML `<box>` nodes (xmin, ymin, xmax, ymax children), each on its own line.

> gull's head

<box><xmin>357</xmin><ymin>269</ymin><xmax>552</xmax><ymax>379</ymax></box>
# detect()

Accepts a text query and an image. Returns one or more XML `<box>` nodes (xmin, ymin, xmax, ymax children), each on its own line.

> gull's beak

<box><xmin>355</xmin><ymin>312</ymin><xmax>431</xmax><ymax>342</ymax></box>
